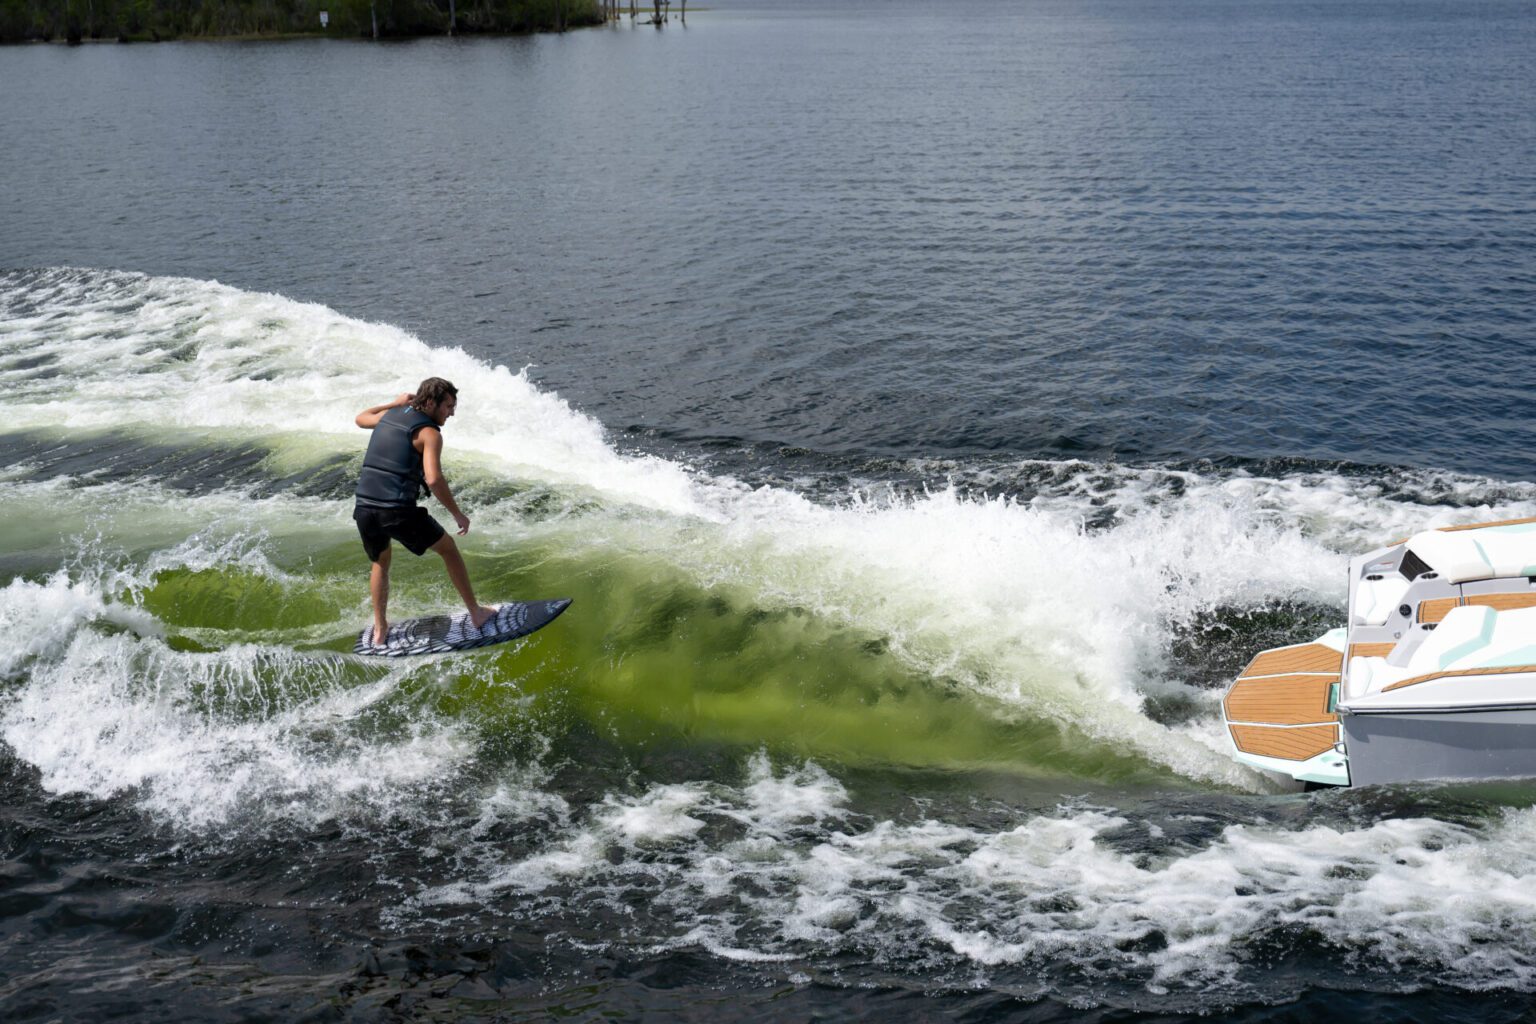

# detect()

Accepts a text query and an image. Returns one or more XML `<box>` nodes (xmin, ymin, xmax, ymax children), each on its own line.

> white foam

<box><xmin>0</xmin><ymin>569</ymin><xmax>471</xmax><ymax>828</ymax></box>
<box><xmin>420</xmin><ymin>754</ymin><xmax>1536</xmax><ymax>993</ymax></box>
<box><xmin>465</xmin><ymin>763</ymin><xmax>571</xmax><ymax>842</ymax></box>
<box><xmin>0</xmin><ymin>269</ymin><xmax>703</xmax><ymax>515</ymax></box>
<box><xmin>0</xmin><ymin>573</ymin><xmax>116</xmax><ymax>679</ymax></box>
<box><xmin>736</xmin><ymin>751</ymin><xmax>849</xmax><ymax>830</ymax></box>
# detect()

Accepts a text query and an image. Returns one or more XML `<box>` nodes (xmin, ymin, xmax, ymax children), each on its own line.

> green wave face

<box><xmin>121</xmin><ymin>511</ymin><xmax>1169</xmax><ymax>785</ymax></box>
<box><xmin>0</xmin><ymin>410</ymin><xmax>1203</xmax><ymax>788</ymax></box>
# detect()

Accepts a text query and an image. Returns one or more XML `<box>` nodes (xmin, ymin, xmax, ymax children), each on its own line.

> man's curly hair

<box><xmin>411</xmin><ymin>377</ymin><xmax>458</xmax><ymax>413</ymax></box>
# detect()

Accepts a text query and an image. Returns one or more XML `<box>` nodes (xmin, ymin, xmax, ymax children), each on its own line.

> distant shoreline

<box><xmin>3</xmin><ymin>11</ymin><xmax>706</xmax><ymax>45</ymax></box>
<box><xmin>0</xmin><ymin>0</ymin><xmax>616</xmax><ymax>45</ymax></box>
<box><xmin>7</xmin><ymin>29</ymin><xmax>600</xmax><ymax>44</ymax></box>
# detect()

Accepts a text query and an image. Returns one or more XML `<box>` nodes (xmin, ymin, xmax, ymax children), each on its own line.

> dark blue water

<box><xmin>4</xmin><ymin>0</ymin><xmax>1534</xmax><ymax>475</ymax></box>
<box><xmin>5</xmin><ymin>2</ymin><xmax>1536</xmax><ymax>1021</ymax></box>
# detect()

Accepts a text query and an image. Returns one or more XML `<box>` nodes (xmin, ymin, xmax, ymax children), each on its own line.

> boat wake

<box><xmin>8</xmin><ymin>269</ymin><xmax>1536</xmax><ymax>1001</ymax></box>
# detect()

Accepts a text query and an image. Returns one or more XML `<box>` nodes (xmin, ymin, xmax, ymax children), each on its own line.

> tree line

<box><xmin>0</xmin><ymin>0</ymin><xmax>602</xmax><ymax>41</ymax></box>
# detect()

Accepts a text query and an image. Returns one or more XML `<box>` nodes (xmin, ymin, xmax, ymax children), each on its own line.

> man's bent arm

<box><xmin>355</xmin><ymin>392</ymin><xmax>414</xmax><ymax>429</ymax></box>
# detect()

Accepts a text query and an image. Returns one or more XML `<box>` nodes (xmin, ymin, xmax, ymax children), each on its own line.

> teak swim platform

<box><xmin>1223</xmin><ymin>644</ymin><xmax>1340</xmax><ymax>763</ymax></box>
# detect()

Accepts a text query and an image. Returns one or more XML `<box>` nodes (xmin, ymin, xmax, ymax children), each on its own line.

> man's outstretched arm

<box><xmin>355</xmin><ymin>392</ymin><xmax>414</xmax><ymax>429</ymax></box>
<box><xmin>420</xmin><ymin>427</ymin><xmax>471</xmax><ymax>535</ymax></box>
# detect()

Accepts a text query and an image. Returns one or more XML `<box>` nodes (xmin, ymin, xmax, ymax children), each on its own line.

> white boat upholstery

<box><xmin>1406</xmin><ymin>524</ymin><xmax>1536</xmax><ymax>584</ymax></box>
<box><xmin>1346</xmin><ymin>605</ymin><xmax>1536</xmax><ymax>697</ymax></box>
<box><xmin>1352</xmin><ymin>575</ymin><xmax>1411</xmax><ymax>626</ymax></box>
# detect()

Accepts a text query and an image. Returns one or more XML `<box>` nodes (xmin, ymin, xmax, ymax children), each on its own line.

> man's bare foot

<box><xmin>469</xmin><ymin>605</ymin><xmax>499</xmax><ymax>630</ymax></box>
<box><xmin>371</xmin><ymin>621</ymin><xmax>390</xmax><ymax>644</ymax></box>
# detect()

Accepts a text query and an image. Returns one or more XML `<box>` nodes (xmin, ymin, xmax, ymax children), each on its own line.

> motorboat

<box><xmin>1222</xmin><ymin>517</ymin><xmax>1536</xmax><ymax>787</ymax></box>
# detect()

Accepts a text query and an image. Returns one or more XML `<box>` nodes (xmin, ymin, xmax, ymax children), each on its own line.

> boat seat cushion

<box><xmin>1407</xmin><ymin>605</ymin><xmax>1498</xmax><ymax>672</ymax></box>
<box><xmin>1407</xmin><ymin>525</ymin><xmax>1536</xmax><ymax>584</ymax></box>
<box><xmin>1464</xmin><ymin>605</ymin><xmax>1536</xmax><ymax>669</ymax></box>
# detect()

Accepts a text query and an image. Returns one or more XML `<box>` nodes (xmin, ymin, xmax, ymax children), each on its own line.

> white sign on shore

<box><xmin>319</xmin><ymin>10</ymin><xmax>329</xmax><ymax>26</ymax></box>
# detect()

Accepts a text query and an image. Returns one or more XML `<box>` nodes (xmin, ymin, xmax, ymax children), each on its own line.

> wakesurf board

<box><xmin>354</xmin><ymin>598</ymin><xmax>571</xmax><ymax>657</ymax></box>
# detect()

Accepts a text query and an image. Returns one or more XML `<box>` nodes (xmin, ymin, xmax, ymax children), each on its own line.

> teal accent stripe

<box><xmin>1471</xmin><ymin>538</ymin><xmax>1494</xmax><ymax>576</ymax></box>
<box><xmin>1484</xmin><ymin>645</ymin><xmax>1536</xmax><ymax>669</ymax></box>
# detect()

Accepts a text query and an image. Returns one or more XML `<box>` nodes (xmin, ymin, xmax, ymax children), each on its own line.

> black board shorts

<box><xmin>353</xmin><ymin>505</ymin><xmax>446</xmax><ymax>560</ymax></box>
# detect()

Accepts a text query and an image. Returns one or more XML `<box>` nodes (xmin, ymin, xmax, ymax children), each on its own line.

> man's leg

<box><xmin>428</xmin><ymin>534</ymin><xmax>498</xmax><ymax>629</ymax></box>
<box><xmin>369</xmin><ymin>545</ymin><xmax>392</xmax><ymax>640</ymax></box>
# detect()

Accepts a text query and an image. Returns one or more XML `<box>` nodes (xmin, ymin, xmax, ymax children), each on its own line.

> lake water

<box><xmin>3</xmin><ymin>1</ymin><xmax>1536</xmax><ymax>1020</ymax></box>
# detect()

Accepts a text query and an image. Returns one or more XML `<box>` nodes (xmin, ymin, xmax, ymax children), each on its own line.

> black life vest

<box><xmin>355</xmin><ymin>405</ymin><xmax>438</xmax><ymax>508</ymax></box>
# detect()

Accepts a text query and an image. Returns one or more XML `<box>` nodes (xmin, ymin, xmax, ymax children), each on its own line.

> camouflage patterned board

<box><xmin>354</xmin><ymin>598</ymin><xmax>572</xmax><ymax>657</ymax></box>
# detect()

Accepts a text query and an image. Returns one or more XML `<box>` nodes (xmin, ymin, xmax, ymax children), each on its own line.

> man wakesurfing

<box><xmin>353</xmin><ymin>377</ymin><xmax>498</xmax><ymax>643</ymax></box>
